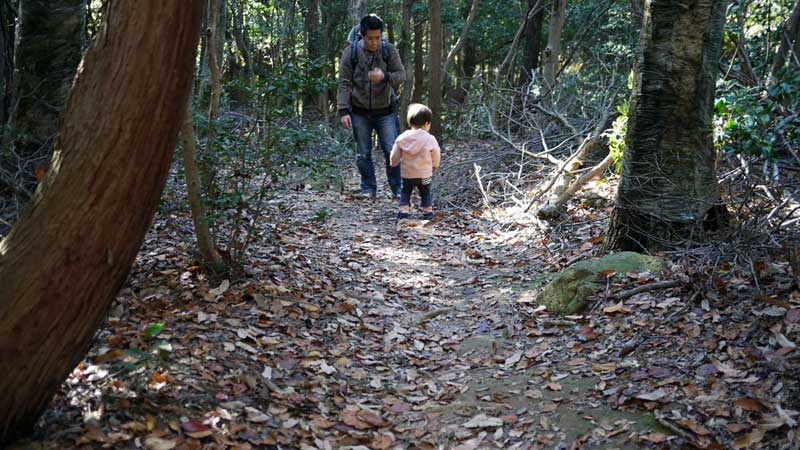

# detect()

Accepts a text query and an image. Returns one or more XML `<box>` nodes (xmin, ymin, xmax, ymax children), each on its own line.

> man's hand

<box><xmin>368</xmin><ymin>68</ymin><xmax>385</xmax><ymax>82</ymax></box>
<box><xmin>340</xmin><ymin>114</ymin><xmax>352</xmax><ymax>129</ymax></box>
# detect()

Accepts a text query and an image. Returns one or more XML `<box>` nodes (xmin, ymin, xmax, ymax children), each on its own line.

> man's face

<box><xmin>362</xmin><ymin>28</ymin><xmax>381</xmax><ymax>53</ymax></box>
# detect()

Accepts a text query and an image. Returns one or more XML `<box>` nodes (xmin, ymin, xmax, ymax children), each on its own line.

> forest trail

<box><xmin>19</xmin><ymin>176</ymin><xmax>800</xmax><ymax>450</ymax></box>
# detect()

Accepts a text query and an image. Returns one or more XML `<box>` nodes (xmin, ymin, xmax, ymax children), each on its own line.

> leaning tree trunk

<box><xmin>429</xmin><ymin>0</ymin><xmax>443</xmax><ymax>137</ymax></box>
<box><xmin>180</xmin><ymin>96</ymin><xmax>225</xmax><ymax>271</ymax></box>
<box><xmin>2</xmin><ymin>0</ymin><xmax>86</xmax><ymax>196</ymax></box>
<box><xmin>604</xmin><ymin>0</ymin><xmax>728</xmax><ymax>252</ymax></box>
<box><xmin>0</xmin><ymin>0</ymin><xmax>202</xmax><ymax>442</ymax></box>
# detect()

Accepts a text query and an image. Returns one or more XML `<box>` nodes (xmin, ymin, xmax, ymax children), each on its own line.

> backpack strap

<box><xmin>350</xmin><ymin>36</ymin><xmax>392</xmax><ymax>72</ymax></box>
<box><xmin>381</xmin><ymin>39</ymin><xmax>390</xmax><ymax>64</ymax></box>
<box><xmin>351</xmin><ymin>39</ymin><xmax>359</xmax><ymax>72</ymax></box>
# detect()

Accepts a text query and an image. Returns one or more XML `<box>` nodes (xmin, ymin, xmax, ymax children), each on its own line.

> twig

<box><xmin>474</xmin><ymin>164</ymin><xmax>498</xmax><ymax>221</ymax></box>
<box><xmin>655</xmin><ymin>413</ymin><xmax>694</xmax><ymax>441</ymax></box>
<box><xmin>616</xmin><ymin>280</ymin><xmax>683</xmax><ymax>300</ymax></box>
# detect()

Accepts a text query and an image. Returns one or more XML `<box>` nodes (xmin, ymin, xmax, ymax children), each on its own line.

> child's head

<box><xmin>407</xmin><ymin>103</ymin><xmax>432</xmax><ymax>130</ymax></box>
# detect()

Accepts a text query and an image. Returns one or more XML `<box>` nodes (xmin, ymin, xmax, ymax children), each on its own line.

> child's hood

<box><xmin>394</xmin><ymin>128</ymin><xmax>434</xmax><ymax>156</ymax></box>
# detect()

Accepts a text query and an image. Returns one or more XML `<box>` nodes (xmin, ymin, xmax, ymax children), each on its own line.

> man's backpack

<box><xmin>346</xmin><ymin>24</ymin><xmax>390</xmax><ymax>71</ymax></box>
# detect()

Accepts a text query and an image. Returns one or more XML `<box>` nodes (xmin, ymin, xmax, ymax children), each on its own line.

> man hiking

<box><xmin>338</xmin><ymin>14</ymin><xmax>406</xmax><ymax>199</ymax></box>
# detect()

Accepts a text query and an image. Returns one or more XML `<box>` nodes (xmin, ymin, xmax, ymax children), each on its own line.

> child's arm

<box><xmin>390</xmin><ymin>143</ymin><xmax>401</xmax><ymax>167</ymax></box>
<box><xmin>431</xmin><ymin>138</ymin><xmax>441</xmax><ymax>170</ymax></box>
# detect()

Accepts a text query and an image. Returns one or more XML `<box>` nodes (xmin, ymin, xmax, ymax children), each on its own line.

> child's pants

<box><xmin>399</xmin><ymin>177</ymin><xmax>433</xmax><ymax>208</ymax></box>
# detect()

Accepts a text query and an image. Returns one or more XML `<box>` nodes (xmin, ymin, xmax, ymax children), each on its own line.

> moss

<box><xmin>536</xmin><ymin>252</ymin><xmax>667</xmax><ymax>315</ymax></box>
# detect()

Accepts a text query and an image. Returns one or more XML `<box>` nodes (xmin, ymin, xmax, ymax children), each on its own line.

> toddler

<box><xmin>389</xmin><ymin>103</ymin><xmax>441</xmax><ymax>219</ymax></box>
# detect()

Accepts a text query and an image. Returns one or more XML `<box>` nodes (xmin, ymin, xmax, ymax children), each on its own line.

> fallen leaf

<box><xmin>636</xmin><ymin>389</ymin><xmax>668</xmax><ymax>402</ymax></box>
<box><xmin>603</xmin><ymin>302</ymin><xmax>631</xmax><ymax>314</ymax></box>
<box><xmin>370</xmin><ymin>433</ymin><xmax>394</xmax><ymax>449</ymax></box>
<box><xmin>245</xmin><ymin>407</ymin><xmax>270</xmax><ymax>423</ymax></box>
<box><xmin>642</xmin><ymin>432</ymin><xmax>668</xmax><ymax>443</ymax></box>
<box><xmin>734</xmin><ymin>398</ymin><xmax>766</xmax><ymax>412</ymax></box>
<box><xmin>591</xmin><ymin>362</ymin><xmax>617</xmax><ymax>372</ymax></box>
<box><xmin>463</xmin><ymin>413</ymin><xmax>503</xmax><ymax>428</ymax></box>
<box><xmin>145</xmin><ymin>437</ymin><xmax>177</xmax><ymax>450</ymax></box>
<box><xmin>732</xmin><ymin>428</ymin><xmax>764</xmax><ymax>449</ymax></box>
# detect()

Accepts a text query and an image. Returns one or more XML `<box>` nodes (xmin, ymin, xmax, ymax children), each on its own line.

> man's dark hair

<box><xmin>360</xmin><ymin>14</ymin><xmax>384</xmax><ymax>35</ymax></box>
<box><xmin>407</xmin><ymin>103</ymin><xmax>433</xmax><ymax>128</ymax></box>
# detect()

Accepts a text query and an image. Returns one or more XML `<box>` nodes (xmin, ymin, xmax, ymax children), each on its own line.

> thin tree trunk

<box><xmin>522</xmin><ymin>0</ymin><xmax>545</xmax><ymax>80</ymax></box>
<box><xmin>2</xmin><ymin>0</ymin><xmax>86</xmax><ymax>195</ymax></box>
<box><xmin>303</xmin><ymin>0</ymin><xmax>321</xmax><ymax>118</ymax></box>
<box><xmin>605</xmin><ymin>0</ymin><xmax>728</xmax><ymax>251</ymax></box>
<box><xmin>429</xmin><ymin>0</ymin><xmax>442</xmax><ymax>137</ymax></box>
<box><xmin>543</xmin><ymin>0</ymin><xmax>566</xmax><ymax>89</ymax></box>
<box><xmin>412</xmin><ymin>17</ymin><xmax>425</xmax><ymax>103</ymax></box>
<box><xmin>204</xmin><ymin>0</ymin><xmax>222</xmax><ymax>196</ymax></box>
<box><xmin>768</xmin><ymin>0</ymin><xmax>800</xmax><ymax>84</ymax></box>
<box><xmin>399</xmin><ymin>0</ymin><xmax>414</xmax><ymax>128</ymax></box>
<box><xmin>443</xmin><ymin>0</ymin><xmax>480</xmax><ymax>75</ymax></box>
<box><xmin>0</xmin><ymin>0</ymin><xmax>202</xmax><ymax>441</ymax></box>
<box><xmin>0</xmin><ymin>1</ymin><xmax>14</xmax><ymax>129</ymax></box>
<box><xmin>180</xmin><ymin>96</ymin><xmax>224</xmax><ymax>270</ymax></box>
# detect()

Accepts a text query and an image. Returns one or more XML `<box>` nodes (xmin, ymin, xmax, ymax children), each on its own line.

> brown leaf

<box><xmin>642</xmin><ymin>432</ymin><xmax>668</xmax><ymax>443</ymax></box>
<box><xmin>357</xmin><ymin>409</ymin><xmax>387</xmax><ymax>427</ymax></box>
<box><xmin>732</xmin><ymin>428</ymin><xmax>765</xmax><ymax>449</ymax></box>
<box><xmin>180</xmin><ymin>422</ymin><xmax>212</xmax><ymax>439</ymax></box>
<box><xmin>734</xmin><ymin>397</ymin><xmax>766</xmax><ymax>412</ymax></box>
<box><xmin>371</xmin><ymin>433</ymin><xmax>394</xmax><ymax>449</ymax></box>
<box><xmin>34</xmin><ymin>166</ymin><xmax>46</xmax><ymax>182</ymax></box>
<box><xmin>591</xmin><ymin>362</ymin><xmax>617</xmax><ymax>372</ymax></box>
<box><xmin>680</xmin><ymin>418</ymin><xmax>710</xmax><ymax>436</ymax></box>
<box><xmin>603</xmin><ymin>302</ymin><xmax>631</xmax><ymax>315</ymax></box>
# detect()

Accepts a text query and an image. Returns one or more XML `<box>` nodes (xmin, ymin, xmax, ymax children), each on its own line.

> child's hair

<box><xmin>407</xmin><ymin>103</ymin><xmax>432</xmax><ymax>128</ymax></box>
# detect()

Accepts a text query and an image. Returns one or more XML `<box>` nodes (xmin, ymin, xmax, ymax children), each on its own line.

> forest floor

<box><xmin>8</xmin><ymin>143</ymin><xmax>800</xmax><ymax>450</ymax></box>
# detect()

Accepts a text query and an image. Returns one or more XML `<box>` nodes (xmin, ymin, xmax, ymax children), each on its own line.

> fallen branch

<box><xmin>538</xmin><ymin>151</ymin><xmax>613</xmax><ymax>219</ymax></box>
<box><xmin>616</xmin><ymin>280</ymin><xmax>683</xmax><ymax>300</ymax></box>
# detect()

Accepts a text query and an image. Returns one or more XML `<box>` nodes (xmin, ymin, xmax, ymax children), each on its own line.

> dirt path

<box><xmin>13</xmin><ymin>180</ymin><xmax>800</xmax><ymax>450</ymax></box>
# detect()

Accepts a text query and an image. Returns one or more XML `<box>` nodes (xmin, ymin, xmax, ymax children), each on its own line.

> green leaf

<box><xmin>144</xmin><ymin>322</ymin><xmax>164</xmax><ymax>338</ymax></box>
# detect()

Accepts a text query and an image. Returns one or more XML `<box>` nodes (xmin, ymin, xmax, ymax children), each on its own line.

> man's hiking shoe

<box><xmin>397</xmin><ymin>212</ymin><xmax>410</xmax><ymax>220</ymax></box>
<box><xmin>422</xmin><ymin>212</ymin><xmax>434</xmax><ymax>220</ymax></box>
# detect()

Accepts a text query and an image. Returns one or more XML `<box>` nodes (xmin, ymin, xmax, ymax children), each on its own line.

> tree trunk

<box><xmin>543</xmin><ymin>0</ymin><xmax>565</xmax><ymax>89</ymax></box>
<box><xmin>429</xmin><ymin>0</ymin><xmax>442</xmax><ymax>137</ymax></box>
<box><xmin>349</xmin><ymin>0</ymin><xmax>367</xmax><ymax>24</ymax></box>
<box><xmin>399</xmin><ymin>0</ymin><xmax>414</xmax><ymax>129</ymax></box>
<box><xmin>412</xmin><ymin>17</ymin><xmax>425</xmax><ymax>103</ymax></box>
<box><xmin>204</xmin><ymin>0</ymin><xmax>222</xmax><ymax>197</ymax></box>
<box><xmin>768</xmin><ymin>0</ymin><xmax>800</xmax><ymax>84</ymax></box>
<box><xmin>0</xmin><ymin>0</ymin><xmax>202</xmax><ymax>442</ymax></box>
<box><xmin>180</xmin><ymin>96</ymin><xmax>224</xmax><ymax>270</ymax></box>
<box><xmin>303</xmin><ymin>0</ymin><xmax>321</xmax><ymax>118</ymax></box>
<box><xmin>0</xmin><ymin>1</ymin><xmax>14</xmax><ymax>129</ymax></box>
<box><xmin>522</xmin><ymin>0</ymin><xmax>544</xmax><ymax>81</ymax></box>
<box><xmin>443</xmin><ymin>0</ymin><xmax>480</xmax><ymax>75</ymax></box>
<box><xmin>604</xmin><ymin>0</ymin><xmax>728</xmax><ymax>251</ymax></box>
<box><xmin>2</xmin><ymin>0</ymin><xmax>86</xmax><ymax>195</ymax></box>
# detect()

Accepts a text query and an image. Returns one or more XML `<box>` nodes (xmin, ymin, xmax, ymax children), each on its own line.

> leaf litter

<box><xmin>15</xmin><ymin>153</ymin><xmax>800</xmax><ymax>450</ymax></box>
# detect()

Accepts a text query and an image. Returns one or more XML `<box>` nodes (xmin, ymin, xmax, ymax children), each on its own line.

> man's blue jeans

<box><xmin>351</xmin><ymin>111</ymin><xmax>401</xmax><ymax>195</ymax></box>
